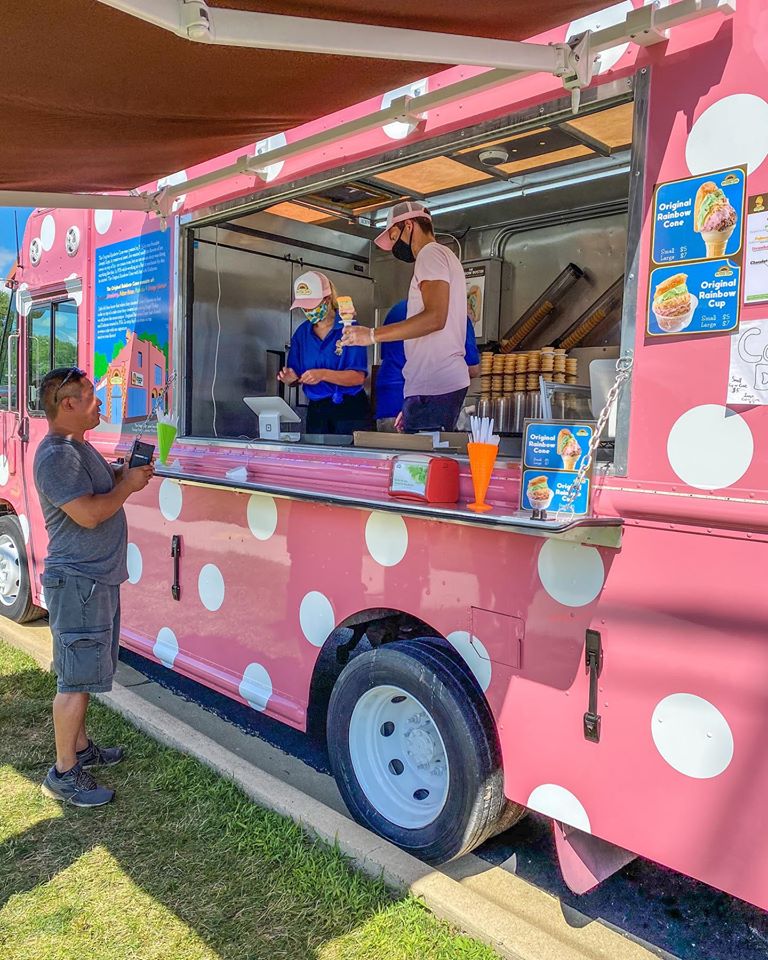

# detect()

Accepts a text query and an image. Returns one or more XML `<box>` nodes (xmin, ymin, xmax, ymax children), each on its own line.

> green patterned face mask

<box><xmin>303</xmin><ymin>302</ymin><xmax>328</xmax><ymax>324</ymax></box>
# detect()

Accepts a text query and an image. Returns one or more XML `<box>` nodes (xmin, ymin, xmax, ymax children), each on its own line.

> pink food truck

<box><xmin>3</xmin><ymin>0</ymin><xmax>768</xmax><ymax>910</ymax></box>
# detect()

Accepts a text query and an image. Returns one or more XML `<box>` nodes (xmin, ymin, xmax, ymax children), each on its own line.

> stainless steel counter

<box><xmin>155</xmin><ymin>466</ymin><xmax>623</xmax><ymax>548</ymax></box>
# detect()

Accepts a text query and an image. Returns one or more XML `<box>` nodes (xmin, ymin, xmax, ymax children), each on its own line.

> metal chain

<box><xmin>134</xmin><ymin>370</ymin><xmax>178</xmax><ymax>444</ymax></box>
<box><xmin>556</xmin><ymin>353</ymin><xmax>634</xmax><ymax>521</ymax></box>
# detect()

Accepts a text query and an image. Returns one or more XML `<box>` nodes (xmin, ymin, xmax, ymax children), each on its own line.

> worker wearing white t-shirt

<box><xmin>341</xmin><ymin>201</ymin><xmax>469</xmax><ymax>432</ymax></box>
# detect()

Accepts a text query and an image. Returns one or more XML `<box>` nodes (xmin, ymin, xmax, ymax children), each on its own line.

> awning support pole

<box><xmin>0</xmin><ymin>191</ymin><xmax>152</xmax><ymax>212</ymax></box>
<box><xmin>96</xmin><ymin>0</ymin><xmax>735</xmax><ymax>70</ymax></box>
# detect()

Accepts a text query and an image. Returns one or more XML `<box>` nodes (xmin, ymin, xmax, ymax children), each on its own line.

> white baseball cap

<box><xmin>291</xmin><ymin>270</ymin><xmax>332</xmax><ymax>309</ymax></box>
<box><xmin>374</xmin><ymin>200</ymin><xmax>432</xmax><ymax>250</ymax></box>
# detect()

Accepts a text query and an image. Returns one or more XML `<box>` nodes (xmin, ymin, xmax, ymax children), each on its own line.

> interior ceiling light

<box><xmin>478</xmin><ymin>148</ymin><xmax>510</xmax><ymax>167</ymax></box>
<box><xmin>498</xmin><ymin>144</ymin><xmax>593</xmax><ymax>176</ymax></box>
<box><xmin>425</xmin><ymin>162</ymin><xmax>632</xmax><ymax>216</ymax></box>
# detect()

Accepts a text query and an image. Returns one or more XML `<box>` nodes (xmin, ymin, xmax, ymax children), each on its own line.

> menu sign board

<box><xmin>648</xmin><ymin>166</ymin><xmax>746</xmax><ymax>338</ymax></box>
<box><xmin>521</xmin><ymin>420</ymin><xmax>595</xmax><ymax>517</ymax></box>
<box><xmin>744</xmin><ymin>194</ymin><xmax>768</xmax><ymax>304</ymax></box>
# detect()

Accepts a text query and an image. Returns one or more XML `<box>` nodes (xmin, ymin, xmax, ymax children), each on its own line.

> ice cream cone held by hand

<box><xmin>336</xmin><ymin>295</ymin><xmax>356</xmax><ymax>355</ymax></box>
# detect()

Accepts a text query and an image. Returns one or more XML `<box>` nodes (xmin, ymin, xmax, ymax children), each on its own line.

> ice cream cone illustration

<box><xmin>467</xmin><ymin>284</ymin><xmax>482</xmax><ymax>327</ymax></box>
<box><xmin>701</xmin><ymin>227</ymin><xmax>734</xmax><ymax>258</ymax></box>
<box><xmin>157</xmin><ymin>412</ymin><xmax>178</xmax><ymax>465</ymax></box>
<box><xmin>467</xmin><ymin>442</ymin><xmax>498</xmax><ymax>512</ymax></box>
<box><xmin>557</xmin><ymin>429</ymin><xmax>581</xmax><ymax>471</ymax></box>
<box><xmin>694</xmin><ymin>181</ymin><xmax>737</xmax><ymax>259</ymax></box>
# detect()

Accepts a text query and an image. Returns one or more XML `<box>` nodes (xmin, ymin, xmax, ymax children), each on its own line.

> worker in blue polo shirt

<box><xmin>375</xmin><ymin>299</ymin><xmax>481</xmax><ymax>431</ymax></box>
<box><xmin>278</xmin><ymin>270</ymin><xmax>372</xmax><ymax>435</ymax></box>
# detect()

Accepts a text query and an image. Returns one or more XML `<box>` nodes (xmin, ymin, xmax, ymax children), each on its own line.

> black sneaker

<box><xmin>41</xmin><ymin>763</ymin><xmax>114</xmax><ymax>808</ymax></box>
<box><xmin>76</xmin><ymin>738</ymin><xmax>125</xmax><ymax>769</ymax></box>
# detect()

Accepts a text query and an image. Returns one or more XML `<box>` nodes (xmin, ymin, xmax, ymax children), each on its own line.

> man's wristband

<box><xmin>369</xmin><ymin>326</ymin><xmax>376</xmax><ymax>345</ymax></box>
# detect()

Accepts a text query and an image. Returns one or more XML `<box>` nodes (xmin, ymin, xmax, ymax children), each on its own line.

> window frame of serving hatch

<box><xmin>174</xmin><ymin>72</ymin><xmax>648</xmax><ymax>474</ymax></box>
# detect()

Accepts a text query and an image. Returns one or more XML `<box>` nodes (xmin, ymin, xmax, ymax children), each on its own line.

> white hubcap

<box><xmin>0</xmin><ymin>534</ymin><xmax>21</xmax><ymax>606</ymax></box>
<box><xmin>348</xmin><ymin>684</ymin><xmax>450</xmax><ymax>829</ymax></box>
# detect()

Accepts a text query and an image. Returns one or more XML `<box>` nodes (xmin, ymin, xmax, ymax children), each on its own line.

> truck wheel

<box><xmin>0</xmin><ymin>516</ymin><xmax>44</xmax><ymax>623</ymax></box>
<box><xmin>327</xmin><ymin>639</ymin><xmax>524</xmax><ymax>863</ymax></box>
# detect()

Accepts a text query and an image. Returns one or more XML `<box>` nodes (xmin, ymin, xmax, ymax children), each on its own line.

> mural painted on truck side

<box><xmin>93</xmin><ymin>228</ymin><xmax>171</xmax><ymax>429</ymax></box>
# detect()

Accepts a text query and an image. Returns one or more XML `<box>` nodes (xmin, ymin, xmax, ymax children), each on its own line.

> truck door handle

<box><xmin>583</xmin><ymin>629</ymin><xmax>602</xmax><ymax>743</ymax></box>
<box><xmin>171</xmin><ymin>535</ymin><xmax>182</xmax><ymax>601</ymax></box>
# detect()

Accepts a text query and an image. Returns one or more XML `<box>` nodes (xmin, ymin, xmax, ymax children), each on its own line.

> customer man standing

<box><xmin>34</xmin><ymin>367</ymin><xmax>153</xmax><ymax>807</ymax></box>
<box><xmin>342</xmin><ymin>201</ymin><xmax>470</xmax><ymax>432</ymax></box>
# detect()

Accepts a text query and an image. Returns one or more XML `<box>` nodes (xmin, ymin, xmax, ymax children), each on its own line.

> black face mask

<box><xmin>391</xmin><ymin>226</ymin><xmax>415</xmax><ymax>263</ymax></box>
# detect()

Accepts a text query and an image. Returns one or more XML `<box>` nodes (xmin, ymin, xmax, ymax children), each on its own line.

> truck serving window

<box><xmin>182</xmin><ymin>81</ymin><xmax>641</xmax><ymax>469</ymax></box>
<box><xmin>27</xmin><ymin>299</ymin><xmax>78</xmax><ymax>414</ymax></box>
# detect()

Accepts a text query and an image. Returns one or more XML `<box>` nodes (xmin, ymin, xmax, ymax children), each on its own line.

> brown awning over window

<box><xmin>3</xmin><ymin>0</ymin><xmax>609</xmax><ymax>193</ymax></box>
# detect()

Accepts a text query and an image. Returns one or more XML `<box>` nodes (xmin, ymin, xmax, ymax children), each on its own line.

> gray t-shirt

<box><xmin>33</xmin><ymin>434</ymin><xmax>128</xmax><ymax>585</ymax></box>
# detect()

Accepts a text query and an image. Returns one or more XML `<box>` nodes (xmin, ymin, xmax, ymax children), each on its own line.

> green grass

<box><xmin>0</xmin><ymin>641</ymin><xmax>499</xmax><ymax>960</ymax></box>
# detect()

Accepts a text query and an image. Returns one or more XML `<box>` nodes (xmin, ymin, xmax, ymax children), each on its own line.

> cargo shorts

<box><xmin>42</xmin><ymin>572</ymin><xmax>121</xmax><ymax>694</ymax></box>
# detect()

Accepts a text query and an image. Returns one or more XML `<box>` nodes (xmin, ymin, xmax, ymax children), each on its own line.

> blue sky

<box><xmin>0</xmin><ymin>207</ymin><xmax>33</xmax><ymax>281</ymax></box>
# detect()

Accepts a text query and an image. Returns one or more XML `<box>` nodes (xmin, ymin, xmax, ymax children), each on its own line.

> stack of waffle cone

<box><xmin>560</xmin><ymin>308</ymin><xmax>606</xmax><ymax>351</ymax></box>
<box><xmin>540</xmin><ymin>347</ymin><xmax>554</xmax><ymax>376</ymax></box>
<box><xmin>502</xmin><ymin>300</ymin><xmax>555</xmax><ymax>351</ymax></box>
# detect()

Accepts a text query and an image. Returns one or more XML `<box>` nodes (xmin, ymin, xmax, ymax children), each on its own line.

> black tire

<box><xmin>0</xmin><ymin>515</ymin><xmax>45</xmax><ymax>623</ymax></box>
<box><xmin>327</xmin><ymin>639</ymin><xmax>525</xmax><ymax>863</ymax></box>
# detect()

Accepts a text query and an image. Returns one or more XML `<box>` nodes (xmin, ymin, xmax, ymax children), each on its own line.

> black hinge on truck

<box><xmin>171</xmin><ymin>535</ymin><xmax>182</xmax><ymax>601</ymax></box>
<box><xmin>583</xmin><ymin>629</ymin><xmax>603</xmax><ymax>743</ymax></box>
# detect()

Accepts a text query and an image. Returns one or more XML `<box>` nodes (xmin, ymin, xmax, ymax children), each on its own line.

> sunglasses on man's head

<box><xmin>54</xmin><ymin>367</ymin><xmax>86</xmax><ymax>404</ymax></box>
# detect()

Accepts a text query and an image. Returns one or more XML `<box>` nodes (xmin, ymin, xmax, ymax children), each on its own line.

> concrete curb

<box><xmin>2</xmin><ymin>619</ymin><xmax>657</xmax><ymax>960</ymax></box>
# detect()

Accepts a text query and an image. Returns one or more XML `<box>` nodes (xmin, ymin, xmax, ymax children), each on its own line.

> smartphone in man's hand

<box><xmin>128</xmin><ymin>439</ymin><xmax>155</xmax><ymax>468</ymax></box>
